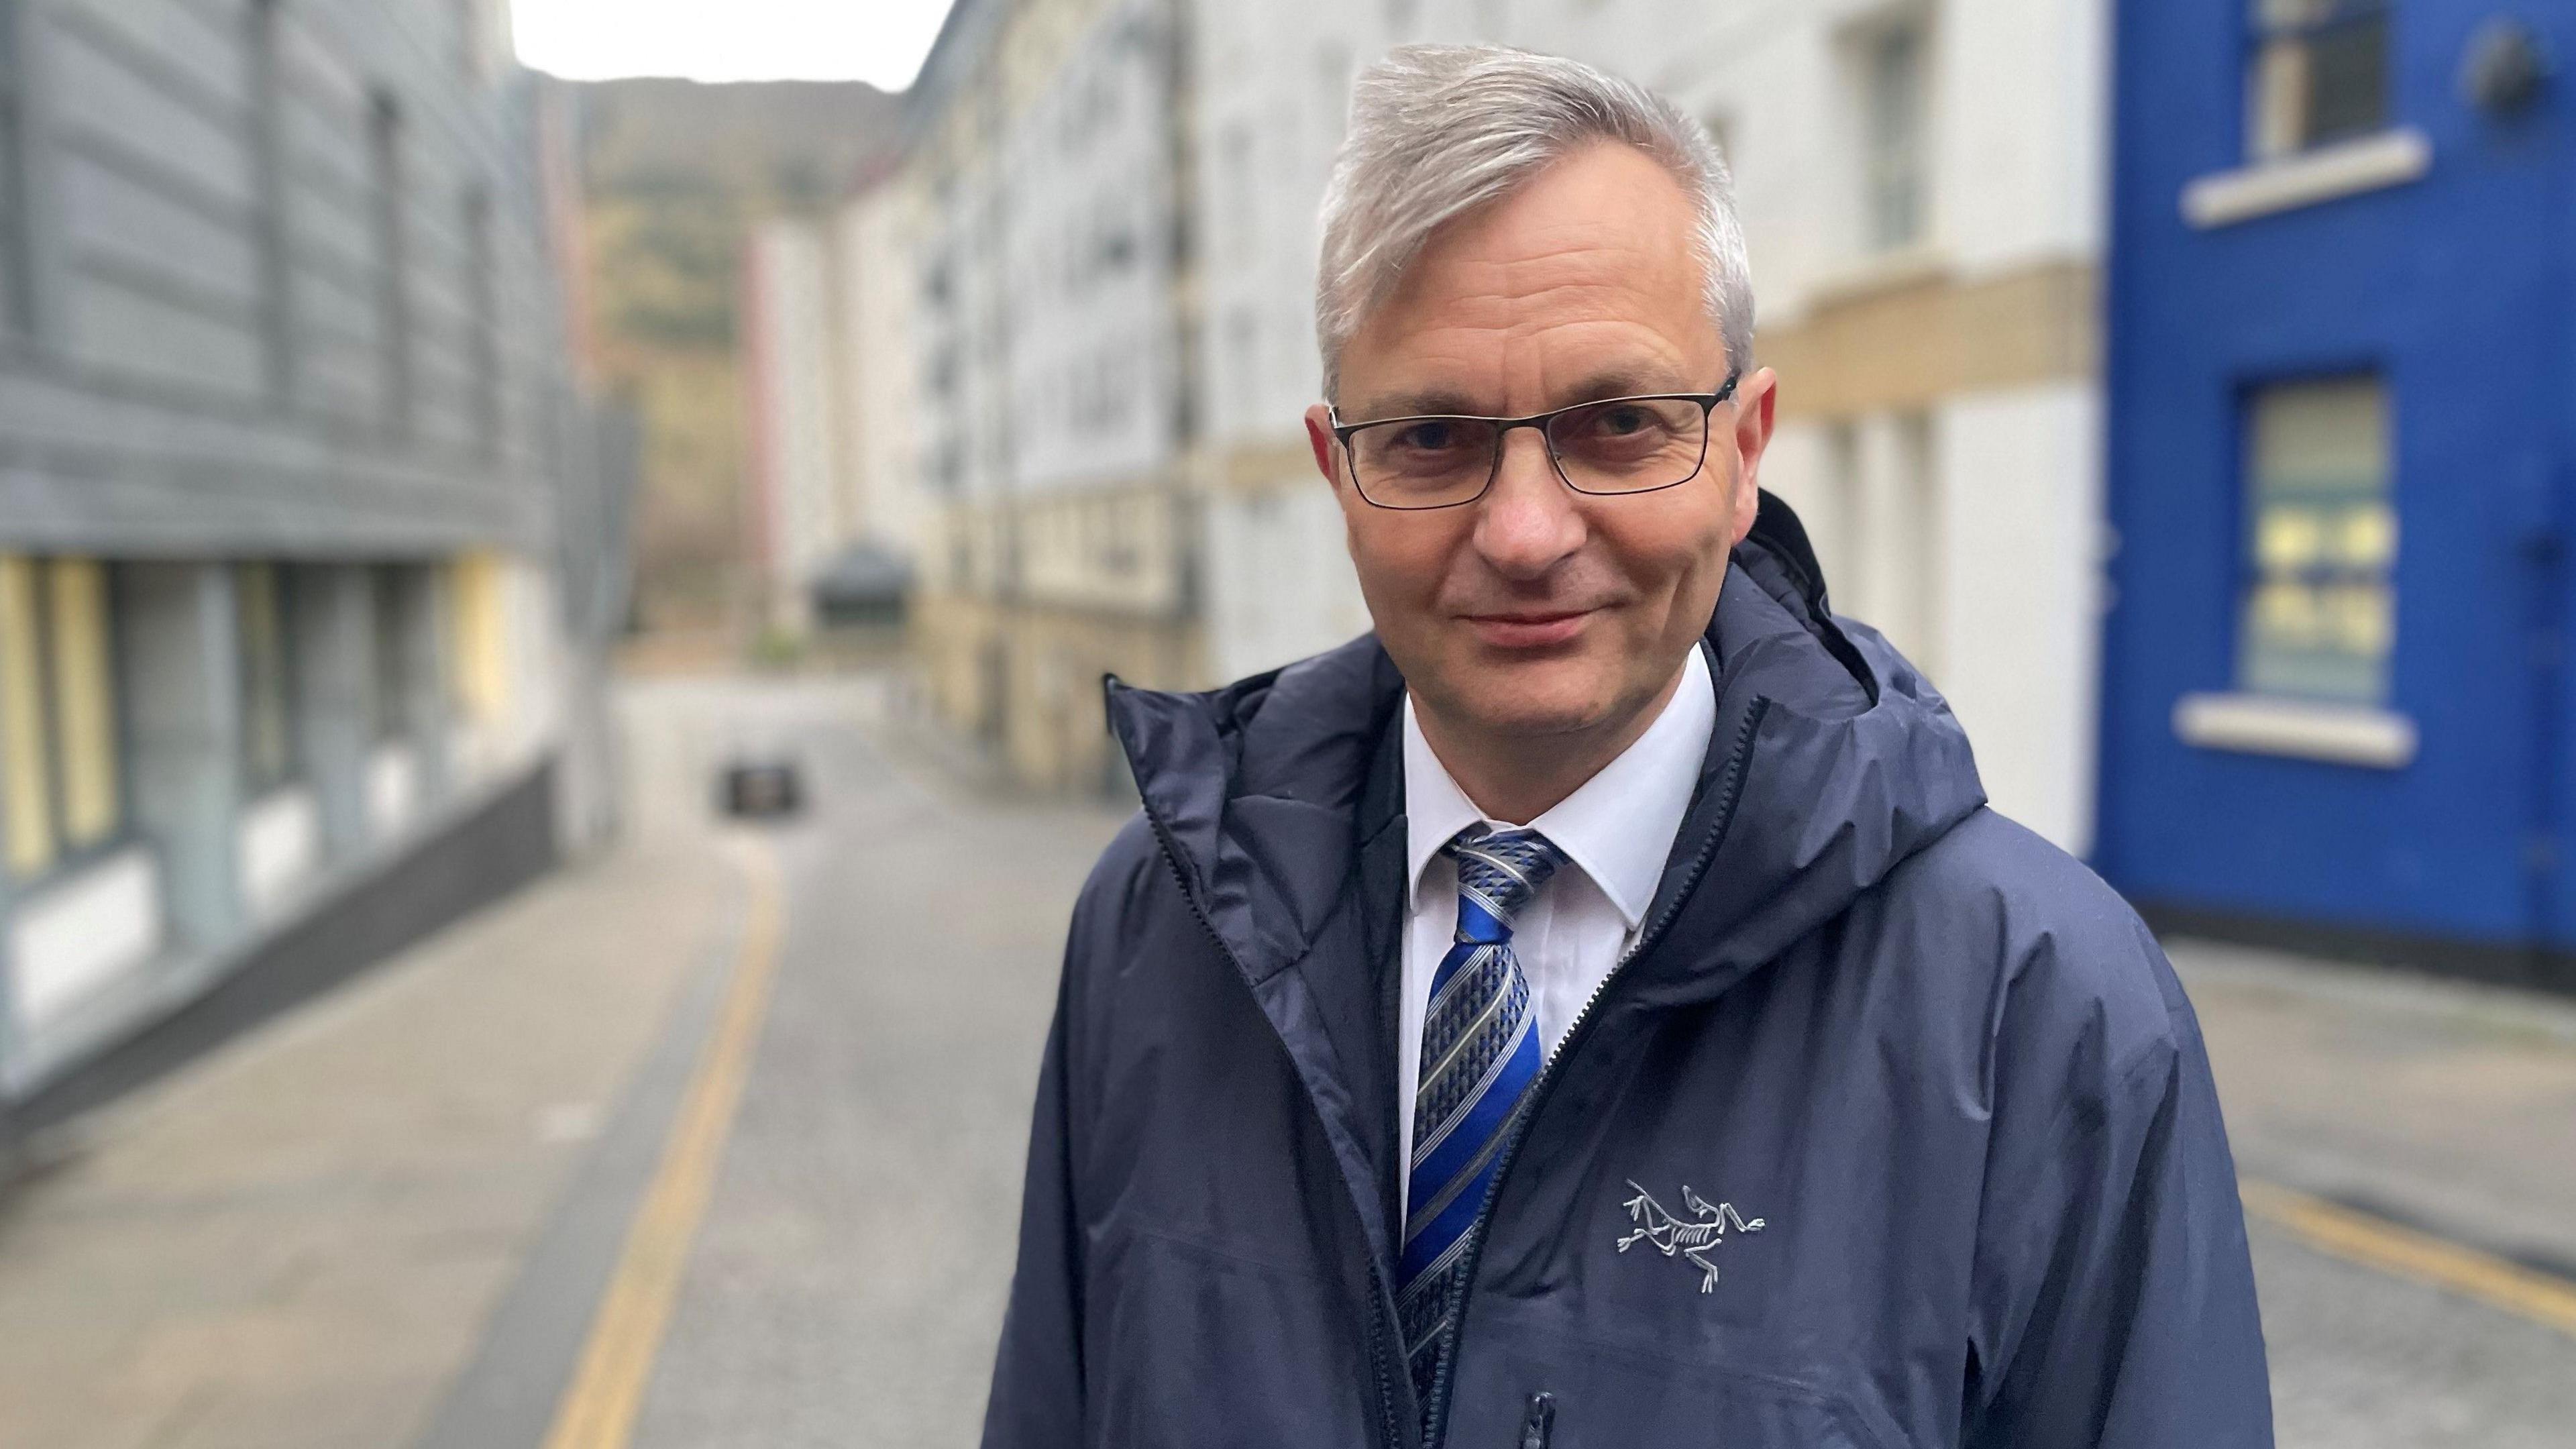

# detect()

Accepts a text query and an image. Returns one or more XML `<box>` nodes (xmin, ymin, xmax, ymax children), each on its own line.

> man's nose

<box><xmin>1471</xmin><ymin>428</ymin><xmax>1587</xmax><ymax>579</ymax></box>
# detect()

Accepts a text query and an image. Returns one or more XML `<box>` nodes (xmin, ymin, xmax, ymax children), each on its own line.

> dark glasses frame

<box><xmin>1326</xmin><ymin>370</ymin><xmax>1743</xmax><ymax>511</ymax></box>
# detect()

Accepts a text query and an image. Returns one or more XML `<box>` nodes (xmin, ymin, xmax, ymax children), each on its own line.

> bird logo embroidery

<box><xmin>1617</xmin><ymin>1181</ymin><xmax>1765</xmax><ymax>1293</ymax></box>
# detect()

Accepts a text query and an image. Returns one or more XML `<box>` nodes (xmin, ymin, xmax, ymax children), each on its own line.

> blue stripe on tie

<box><xmin>1399</xmin><ymin>1026</ymin><xmax>1538</xmax><ymax>1280</ymax></box>
<box><xmin>1401</xmin><ymin>1150</ymin><xmax>1503</xmax><ymax>1283</ymax></box>
<box><xmin>1411</xmin><ymin>1015</ymin><xmax>1534</xmax><ymax>1187</ymax></box>
<box><xmin>1451</xmin><ymin>893</ymin><xmax>1509</xmax><ymax>945</ymax></box>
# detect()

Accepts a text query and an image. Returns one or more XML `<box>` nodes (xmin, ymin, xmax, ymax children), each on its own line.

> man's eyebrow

<box><xmin>1344</xmin><ymin>369</ymin><xmax>1698</xmax><ymax>423</ymax></box>
<box><xmin>1342</xmin><ymin>388</ymin><xmax>1489</xmax><ymax>421</ymax></box>
<box><xmin>1550</xmin><ymin>368</ymin><xmax>1693</xmax><ymax>406</ymax></box>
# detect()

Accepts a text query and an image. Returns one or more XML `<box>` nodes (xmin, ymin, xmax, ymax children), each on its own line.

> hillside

<box><xmin>565</xmin><ymin>77</ymin><xmax>902</xmax><ymax>631</ymax></box>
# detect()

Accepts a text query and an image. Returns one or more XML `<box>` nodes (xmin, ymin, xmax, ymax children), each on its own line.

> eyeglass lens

<box><xmin>1348</xmin><ymin>396</ymin><xmax>1710</xmax><ymax>508</ymax></box>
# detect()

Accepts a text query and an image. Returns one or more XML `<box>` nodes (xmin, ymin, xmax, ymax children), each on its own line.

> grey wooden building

<box><xmin>0</xmin><ymin>0</ymin><xmax>626</xmax><ymax>1108</ymax></box>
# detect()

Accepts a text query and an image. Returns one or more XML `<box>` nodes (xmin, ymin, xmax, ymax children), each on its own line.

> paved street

<box><xmin>2178</xmin><ymin>945</ymin><xmax>2576</xmax><ymax>1448</ymax></box>
<box><xmin>0</xmin><ymin>672</ymin><xmax>2570</xmax><ymax>1448</ymax></box>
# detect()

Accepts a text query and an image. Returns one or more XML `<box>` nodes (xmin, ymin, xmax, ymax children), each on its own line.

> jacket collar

<box><xmin>1104</xmin><ymin>492</ymin><xmax>1987</xmax><ymax>1277</ymax></box>
<box><xmin>1105</xmin><ymin>491</ymin><xmax>1983</xmax><ymax>1001</ymax></box>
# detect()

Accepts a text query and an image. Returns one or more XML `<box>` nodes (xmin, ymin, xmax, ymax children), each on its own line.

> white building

<box><xmin>908</xmin><ymin>0</ymin><xmax>1201</xmax><ymax>789</ymax></box>
<box><xmin>909</xmin><ymin>0</ymin><xmax>2107</xmax><ymax>850</ymax></box>
<box><xmin>1189</xmin><ymin>0</ymin><xmax>2108</xmax><ymax>851</ymax></box>
<box><xmin>745</xmin><ymin>219</ymin><xmax>843</xmax><ymax>635</ymax></box>
<box><xmin>743</xmin><ymin>171</ymin><xmax>938</xmax><ymax>638</ymax></box>
<box><xmin>836</xmin><ymin>170</ymin><xmax>934</xmax><ymax>572</ymax></box>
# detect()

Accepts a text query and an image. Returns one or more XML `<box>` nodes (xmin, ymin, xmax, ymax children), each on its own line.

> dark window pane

<box><xmin>2248</xmin><ymin>1</ymin><xmax>2392</xmax><ymax>156</ymax></box>
<box><xmin>238</xmin><ymin>564</ymin><xmax>297</xmax><ymax>792</ymax></box>
<box><xmin>2304</xmin><ymin>13</ymin><xmax>2389</xmax><ymax>146</ymax></box>
<box><xmin>372</xmin><ymin>568</ymin><xmax>413</xmax><ymax>741</ymax></box>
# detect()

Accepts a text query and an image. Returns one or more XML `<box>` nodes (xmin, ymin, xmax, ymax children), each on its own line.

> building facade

<box><xmin>740</xmin><ymin>162</ymin><xmax>935</xmax><ymax>639</ymax></box>
<box><xmin>2098</xmin><ymin>1</ymin><xmax>2571</xmax><ymax>983</ymax></box>
<box><xmin>906</xmin><ymin>0</ymin><xmax>2108</xmax><ymax>846</ymax></box>
<box><xmin>835</xmin><ymin>166</ymin><xmax>933</xmax><ymax>584</ymax></box>
<box><xmin>744</xmin><ymin>214</ymin><xmax>840</xmax><ymax>635</ymax></box>
<box><xmin>907</xmin><ymin>0</ymin><xmax>1203</xmax><ymax>793</ymax></box>
<box><xmin>0</xmin><ymin>0</ymin><xmax>623</xmax><ymax>1104</ymax></box>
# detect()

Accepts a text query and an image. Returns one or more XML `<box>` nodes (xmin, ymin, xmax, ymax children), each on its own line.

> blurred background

<box><xmin>0</xmin><ymin>1</ymin><xmax>2570</xmax><ymax>1446</ymax></box>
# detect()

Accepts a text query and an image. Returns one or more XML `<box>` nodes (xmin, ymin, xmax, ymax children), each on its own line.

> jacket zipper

<box><xmin>1138</xmin><ymin>804</ymin><xmax>1413</xmax><ymax>1449</ymax></box>
<box><xmin>1421</xmin><ymin>697</ymin><xmax>1771</xmax><ymax>1448</ymax></box>
<box><xmin>1518</xmin><ymin>1391</ymin><xmax>1557</xmax><ymax>1448</ymax></box>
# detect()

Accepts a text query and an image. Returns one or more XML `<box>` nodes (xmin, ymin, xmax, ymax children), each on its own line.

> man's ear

<box><xmin>1305</xmin><ymin>404</ymin><xmax>1341</xmax><ymax>490</ymax></box>
<box><xmin>1729</xmin><ymin>368</ymin><xmax>1780</xmax><ymax>547</ymax></box>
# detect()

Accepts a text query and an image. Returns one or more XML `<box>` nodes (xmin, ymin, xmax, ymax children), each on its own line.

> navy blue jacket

<box><xmin>983</xmin><ymin>496</ymin><xmax>2271</xmax><ymax>1449</ymax></box>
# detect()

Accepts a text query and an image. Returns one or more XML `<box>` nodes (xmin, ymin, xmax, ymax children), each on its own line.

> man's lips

<box><xmin>1462</xmin><ymin>608</ymin><xmax>1597</xmax><ymax>649</ymax></box>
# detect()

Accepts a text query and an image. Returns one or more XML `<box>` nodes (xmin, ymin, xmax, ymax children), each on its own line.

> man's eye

<box><xmin>1393</xmin><ymin>421</ymin><xmax>1462</xmax><ymax>451</ymax></box>
<box><xmin>1582</xmin><ymin>405</ymin><xmax>1663</xmax><ymax>438</ymax></box>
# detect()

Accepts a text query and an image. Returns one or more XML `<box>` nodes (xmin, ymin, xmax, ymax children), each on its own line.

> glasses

<box><xmin>1328</xmin><ymin>372</ymin><xmax>1741</xmax><ymax>511</ymax></box>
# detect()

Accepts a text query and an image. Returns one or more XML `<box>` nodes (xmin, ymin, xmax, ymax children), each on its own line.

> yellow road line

<box><xmin>542</xmin><ymin>835</ymin><xmax>786</xmax><ymax>1449</ymax></box>
<box><xmin>2241</xmin><ymin>1178</ymin><xmax>2576</xmax><ymax>1338</ymax></box>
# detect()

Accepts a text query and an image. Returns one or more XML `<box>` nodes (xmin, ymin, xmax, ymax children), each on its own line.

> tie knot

<box><xmin>1444</xmin><ymin>826</ymin><xmax>1566</xmax><ymax>939</ymax></box>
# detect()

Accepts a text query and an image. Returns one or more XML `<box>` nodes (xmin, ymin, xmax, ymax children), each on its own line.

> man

<box><xmin>983</xmin><ymin>44</ymin><xmax>2269</xmax><ymax>1449</ymax></box>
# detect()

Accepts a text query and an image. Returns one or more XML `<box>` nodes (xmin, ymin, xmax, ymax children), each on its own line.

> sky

<box><xmin>512</xmin><ymin>0</ymin><xmax>958</xmax><ymax>90</ymax></box>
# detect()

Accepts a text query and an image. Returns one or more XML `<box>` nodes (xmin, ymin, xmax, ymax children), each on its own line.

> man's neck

<box><xmin>1411</xmin><ymin>659</ymin><xmax>1693</xmax><ymax>826</ymax></box>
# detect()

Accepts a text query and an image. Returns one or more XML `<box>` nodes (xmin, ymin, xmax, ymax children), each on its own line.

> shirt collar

<box><xmin>1401</xmin><ymin>643</ymin><xmax>1717</xmax><ymax>932</ymax></box>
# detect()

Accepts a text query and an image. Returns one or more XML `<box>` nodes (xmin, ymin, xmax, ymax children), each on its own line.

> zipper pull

<box><xmin>1517</xmin><ymin>1391</ymin><xmax>1556</xmax><ymax>1448</ymax></box>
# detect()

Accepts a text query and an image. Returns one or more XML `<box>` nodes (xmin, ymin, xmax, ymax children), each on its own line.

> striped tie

<box><xmin>1398</xmin><ymin>825</ymin><xmax>1566</xmax><ymax>1413</ymax></box>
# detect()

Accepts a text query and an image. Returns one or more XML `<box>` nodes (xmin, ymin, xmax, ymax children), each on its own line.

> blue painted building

<box><xmin>2099</xmin><ymin>1</ymin><xmax>2571</xmax><ymax>985</ymax></box>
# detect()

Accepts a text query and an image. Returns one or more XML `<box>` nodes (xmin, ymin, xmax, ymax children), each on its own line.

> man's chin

<box><xmin>1442</xmin><ymin>660</ymin><xmax>1629</xmax><ymax>741</ymax></box>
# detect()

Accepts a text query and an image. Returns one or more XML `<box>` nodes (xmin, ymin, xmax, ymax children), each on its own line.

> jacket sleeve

<box><xmin>1962</xmin><ymin>937</ymin><xmax>2273</xmax><ymax>1449</ymax></box>
<box><xmin>979</xmin><ymin>950</ymin><xmax>1086</xmax><ymax>1448</ymax></box>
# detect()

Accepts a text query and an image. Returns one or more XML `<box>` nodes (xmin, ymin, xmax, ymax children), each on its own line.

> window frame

<box><xmin>0</xmin><ymin>0</ymin><xmax>35</xmax><ymax>338</ymax></box>
<box><xmin>462</xmin><ymin>186</ymin><xmax>500</xmax><ymax>460</ymax></box>
<box><xmin>370</xmin><ymin>566</ymin><xmax>416</xmax><ymax>745</ymax></box>
<box><xmin>236</xmin><ymin>562</ymin><xmax>301</xmax><ymax>798</ymax></box>
<box><xmin>1854</xmin><ymin>9</ymin><xmax>1933</xmax><ymax>256</ymax></box>
<box><xmin>1</xmin><ymin>557</ymin><xmax>133</xmax><ymax>886</ymax></box>
<box><xmin>2245</xmin><ymin>0</ymin><xmax>2396</xmax><ymax>162</ymax></box>
<box><xmin>368</xmin><ymin>89</ymin><xmax>415</xmax><ymax>442</ymax></box>
<box><xmin>2231</xmin><ymin>370</ymin><xmax>2400</xmax><ymax>706</ymax></box>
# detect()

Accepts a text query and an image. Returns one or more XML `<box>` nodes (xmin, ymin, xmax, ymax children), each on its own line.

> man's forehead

<box><xmin>1396</xmin><ymin>148</ymin><xmax>1700</xmax><ymax>300</ymax></box>
<box><xmin>1337</xmin><ymin>144</ymin><xmax>1719</xmax><ymax>410</ymax></box>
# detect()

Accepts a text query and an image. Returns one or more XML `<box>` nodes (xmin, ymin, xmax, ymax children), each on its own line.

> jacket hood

<box><xmin>1104</xmin><ymin>490</ymin><xmax>1986</xmax><ymax>1008</ymax></box>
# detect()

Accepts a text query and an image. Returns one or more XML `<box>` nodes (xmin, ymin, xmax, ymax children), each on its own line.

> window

<box><xmin>2250</xmin><ymin>0</ymin><xmax>2391</xmax><ymax>160</ymax></box>
<box><xmin>1884</xmin><ymin>411</ymin><xmax>1943</xmax><ymax>680</ymax></box>
<box><xmin>2238</xmin><ymin>376</ymin><xmax>2396</xmax><ymax>704</ymax></box>
<box><xmin>1220</xmin><ymin>124</ymin><xmax>1255</xmax><ymax>267</ymax></box>
<box><xmin>369</xmin><ymin>92</ymin><xmax>414</xmax><ymax>439</ymax></box>
<box><xmin>370</xmin><ymin>566</ymin><xmax>417</xmax><ymax>742</ymax></box>
<box><xmin>0</xmin><ymin>0</ymin><xmax>32</xmax><ymax>334</ymax></box>
<box><xmin>237</xmin><ymin>564</ymin><xmax>297</xmax><ymax>794</ymax></box>
<box><xmin>1819</xmin><ymin>413</ymin><xmax>1942</xmax><ymax>676</ymax></box>
<box><xmin>1</xmin><ymin>557</ymin><xmax>123</xmax><ymax>879</ymax></box>
<box><xmin>248</xmin><ymin>0</ymin><xmax>292</xmax><ymax>399</ymax></box>
<box><xmin>1821</xmin><ymin>420</ymin><xmax>1863</xmax><ymax>592</ymax></box>
<box><xmin>449</xmin><ymin>553</ymin><xmax>508</xmax><ymax>728</ymax></box>
<box><xmin>463</xmin><ymin>188</ymin><xmax>500</xmax><ymax>458</ymax></box>
<box><xmin>1859</xmin><ymin>15</ymin><xmax>1931</xmax><ymax>253</ymax></box>
<box><xmin>1227</xmin><ymin>307</ymin><xmax>1257</xmax><ymax>419</ymax></box>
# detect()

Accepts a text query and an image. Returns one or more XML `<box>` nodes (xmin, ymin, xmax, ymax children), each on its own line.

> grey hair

<box><xmin>1314</xmin><ymin>44</ymin><xmax>1753</xmax><ymax>400</ymax></box>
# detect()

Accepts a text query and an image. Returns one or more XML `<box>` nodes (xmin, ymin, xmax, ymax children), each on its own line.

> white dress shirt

<box><xmin>1396</xmin><ymin>643</ymin><xmax>1716</xmax><ymax>1212</ymax></box>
